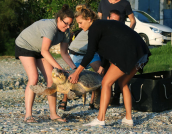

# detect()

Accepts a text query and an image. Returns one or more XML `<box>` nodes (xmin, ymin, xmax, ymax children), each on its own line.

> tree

<box><xmin>0</xmin><ymin>0</ymin><xmax>23</xmax><ymax>55</ymax></box>
<box><xmin>0</xmin><ymin>0</ymin><xmax>47</xmax><ymax>55</ymax></box>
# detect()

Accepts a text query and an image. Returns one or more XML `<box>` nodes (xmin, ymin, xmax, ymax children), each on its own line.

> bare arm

<box><xmin>97</xmin><ymin>66</ymin><xmax>104</xmax><ymax>76</ymax></box>
<box><xmin>60</xmin><ymin>42</ymin><xmax>76</xmax><ymax>70</ymax></box>
<box><xmin>41</xmin><ymin>37</ymin><xmax>63</xmax><ymax>69</ymax></box>
<box><xmin>128</xmin><ymin>13</ymin><xmax>136</xmax><ymax>30</ymax></box>
<box><xmin>98</xmin><ymin>12</ymin><xmax>102</xmax><ymax>19</ymax></box>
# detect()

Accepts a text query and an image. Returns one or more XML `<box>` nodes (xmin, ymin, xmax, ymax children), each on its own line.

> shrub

<box><xmin>0</xmin><ymin>0</ymin><xmax>47</xmax><ymax>56</ymax></box>
<box><xmin>2</xmin><ymin>38</ymin><xmax>16</xmax><ymax>56</ymax></box>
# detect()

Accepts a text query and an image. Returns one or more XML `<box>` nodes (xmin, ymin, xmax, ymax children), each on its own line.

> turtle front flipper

<box><xmin>30</xmin><ymin>83</ymin><xmax>57</xmax><ymax>95</ymax></box>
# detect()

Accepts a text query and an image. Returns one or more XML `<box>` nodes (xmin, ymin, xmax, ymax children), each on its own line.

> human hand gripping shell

<box><xmin>68</xmin><ymin>72</ymin><xmax>79</xmax><ymax>84</ymax></box>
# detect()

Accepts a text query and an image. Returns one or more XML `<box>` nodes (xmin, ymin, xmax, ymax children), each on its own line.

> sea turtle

<box><xmin>30</xmin><ymin>68</ymin><xmax>102</xmax><ymax>106</ymax></box>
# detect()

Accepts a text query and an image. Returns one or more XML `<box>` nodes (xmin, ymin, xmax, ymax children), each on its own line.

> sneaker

<box><xmin>83</xmin><ymin>118</ymin><xmax>105</xmax><ymax>126</ymax></box>
<box><xmin>121</xmin><ymin>117</ymin><xmax>133</xmax><ymax>126</ymax></box>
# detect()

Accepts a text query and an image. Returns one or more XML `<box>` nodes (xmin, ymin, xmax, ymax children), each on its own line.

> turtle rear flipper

<box><xmin>30</xmin><ymin>84</ymin><xmax>57</xmax><ymax>95</ymax></box>
<box><xmin>67</xmin><ymin>91</ymin><xmax>76</xmax><ymax>100</ymax></box>
<box><xmin>67</xmin><ymin>90</ymin><xmax>86</xmax><ymax>107</ymax></box>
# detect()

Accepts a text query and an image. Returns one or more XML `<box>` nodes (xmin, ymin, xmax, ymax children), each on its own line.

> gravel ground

<box><xmin>0</xmin><ymin>57</ymin><xmax>172</xmax><ymax>134</ymax></box>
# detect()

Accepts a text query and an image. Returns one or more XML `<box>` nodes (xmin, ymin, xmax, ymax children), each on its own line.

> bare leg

<box><xmin>90</xmin><ymin>91</ymin><xmax>95</xmax><ymax>104</ymax></box>
<box><xmin>19</xmin><ymin>56</ymin><xmax>38</xmax><ymax>122</ymax></box>
<box><xmin>118</xmin><ymin>67</ymin><xmax>138</xmax><ymax>120</ymax></box>
<box><xmin>97</xmin><ymin>66</ymin><xmax>138</xmax><ymax>121</ymax></box>
<box><xmin>97</xmin><ymin>64</ymin><xmax>124</xmax><ymax>121</ymax></box>
<box><xmin>83</xmin><ymin>63</ymin><xmax>139</xmax><ymax>126</ymax></box>
<box><xmin>37</xmin><ymin>58</ymin><xmax>66</xmax><ymax>122</ymax></box>
<box><xmin>58</xmin><ymin>94</ymin><xmax>68</xmax><ymax>110</ymax></box>
<box><xmin>62</xmin><ymin>94</ymin><xmax>68</xmax><ymax>102</ymax></box>
<box><xmin>83</xmin><ymin>64</ymin><xmax>125</xmax><ymax>126</ymax></box>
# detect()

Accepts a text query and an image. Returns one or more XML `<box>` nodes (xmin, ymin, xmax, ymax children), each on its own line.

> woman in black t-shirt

<box><xmin>68</xmin><ymin>4</ymin><xmax>151</xmax><ymax>127</ymax></box>
<box><xmin>98</xmin><ymin>0</ymin><xmax>136</xmax><ymax>29</ymax></box>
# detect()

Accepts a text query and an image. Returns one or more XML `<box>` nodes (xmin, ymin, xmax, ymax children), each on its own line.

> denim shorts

<box><xmin>69</xmin><ymin>53</ymin><xmax>101</xmax><ymax>69</ymax></box>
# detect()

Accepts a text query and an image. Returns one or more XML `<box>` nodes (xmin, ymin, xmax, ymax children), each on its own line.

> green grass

<box><xmin>143</xmin><ymin>41</ymin><xmax>172</xmax><ymax>73</ymax></box>
<box><xmin>51</xmin><ymin>53</ymin><xmax>62</xmax><ymax>59</ymax></box>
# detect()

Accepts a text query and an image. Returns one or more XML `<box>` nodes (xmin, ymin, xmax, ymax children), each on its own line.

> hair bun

<box><xmin>62</xmin><ymin>4</ymin><xmax>69</xmax><ymax>11</ymax></box>
<box><xmin>76</xmin><ymin>4</ymin><xmax>87</xmax><ymax>12</ymax></box>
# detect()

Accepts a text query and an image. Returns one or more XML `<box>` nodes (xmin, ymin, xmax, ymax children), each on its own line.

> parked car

<box><xmin>125</xmin><ymin>10</ymin><xmax>172</xmax><ymax>46</ymax></box>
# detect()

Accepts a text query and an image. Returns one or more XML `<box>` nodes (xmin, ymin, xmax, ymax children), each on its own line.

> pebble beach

<box><xmin>0</xmin><ymin>57</ymin><xmax>172</xmax><ymax>134</ymax></box>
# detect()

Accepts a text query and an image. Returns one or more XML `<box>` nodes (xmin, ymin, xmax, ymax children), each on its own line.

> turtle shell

<box><xmin>64</xmin><ymin>69</ymin><xmax>102</xmax><ymax>89</ymax></box>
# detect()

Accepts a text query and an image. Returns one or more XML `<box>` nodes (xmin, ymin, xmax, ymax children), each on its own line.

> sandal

<box><xmin>88</xmin><ymin>103</ymin><xmax>96</xmax><ymax>110</ymax></box>
<box><xmin>58</xmin><ymin>100</ymin><xmax>67</xmax><ymax>111</ymax></box>
<box><xmin>50</xmin><ymin>117</ymin><xmax>67</xmax><ymax>123</ymax></box>
<box><xmin>24</xmin><ymin>116</ymin><xmax>38</xmax><ymax>123</ymax></box>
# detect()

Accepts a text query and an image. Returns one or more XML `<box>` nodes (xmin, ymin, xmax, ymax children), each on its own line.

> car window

<box><xmin>133</xmin><ymin>11</ymin><xmax>159</xmax><ymax>24</ymax></box>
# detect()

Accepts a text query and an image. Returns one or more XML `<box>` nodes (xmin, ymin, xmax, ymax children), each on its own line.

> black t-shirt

<box><xmin>98</xmin><ymin>0</ymin><xmax>133</xmax><ymax>23</ymax></box>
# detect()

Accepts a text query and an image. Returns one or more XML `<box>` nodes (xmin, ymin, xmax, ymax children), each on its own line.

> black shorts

<box><xmin>15</xmin><ymin>45</ymin><xmax>43</xmax><ymax>59</ymax></box>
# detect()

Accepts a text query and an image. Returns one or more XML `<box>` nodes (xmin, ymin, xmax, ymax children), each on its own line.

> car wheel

<box><xmin>140</xmin><ymin>34</ymin><xmax>149</xmax><ymax>46</ymax></box>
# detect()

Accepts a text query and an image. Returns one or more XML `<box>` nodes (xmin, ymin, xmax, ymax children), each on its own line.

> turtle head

<box><xmin>52</xmin><ymin>68</ymin><xmax>67</xmax><ymax>84</ymax></box>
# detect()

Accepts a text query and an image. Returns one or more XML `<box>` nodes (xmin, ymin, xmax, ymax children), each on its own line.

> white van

<box><xmin>125</xmin><ymin>10</ymin><xmax>172</xmax><ymax>46</ymax></box>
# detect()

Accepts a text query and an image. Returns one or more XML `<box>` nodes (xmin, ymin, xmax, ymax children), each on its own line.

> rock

<box><xmin>15</xmin><ymin>81</ymin><xmax>20</xmax><ymax>87</ymax></box>
<box><xmin>49</xmin><ymin>44</ymin><xmax>61</xmax><ymax>54</ymax></box>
